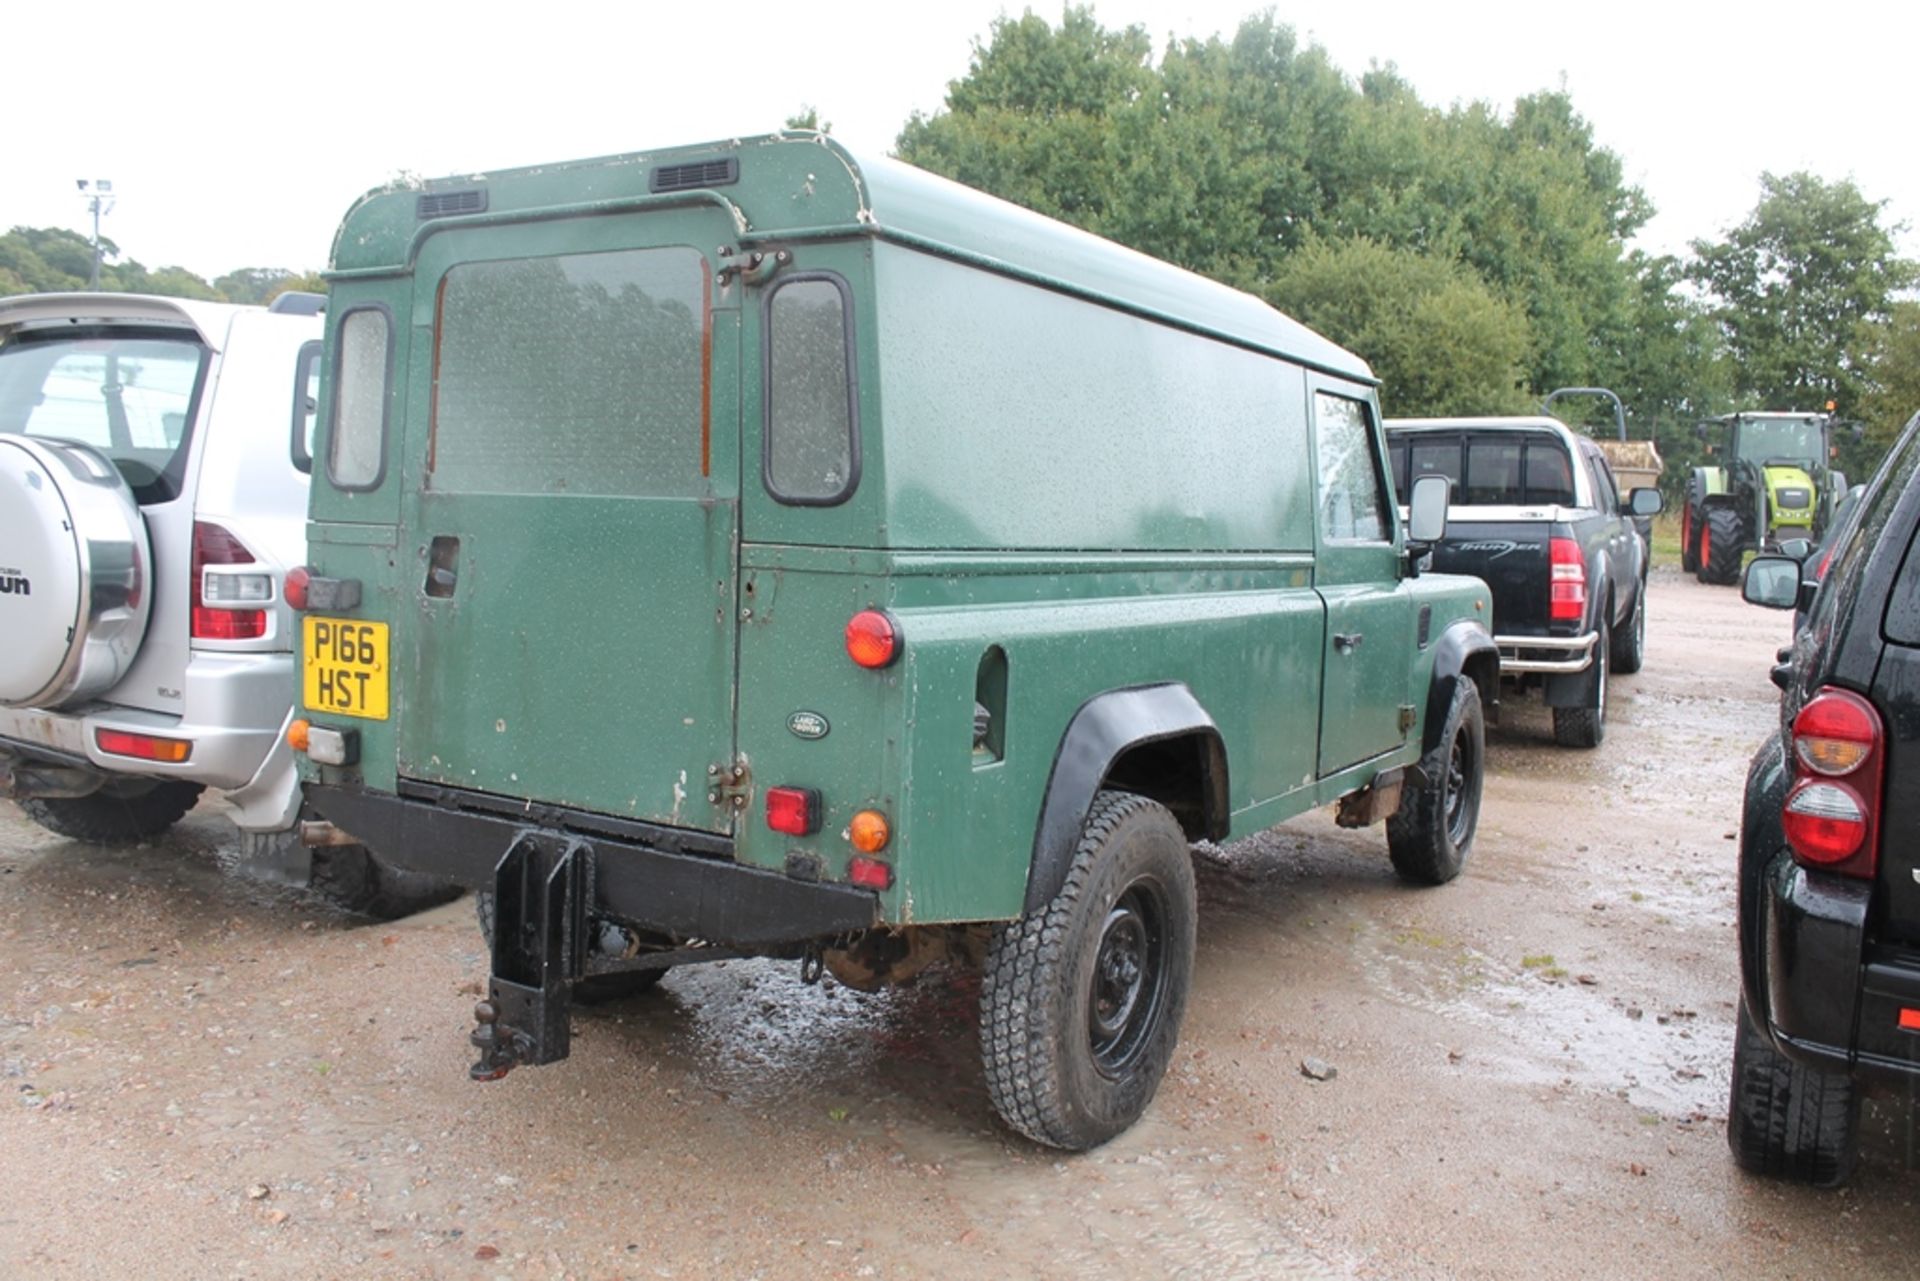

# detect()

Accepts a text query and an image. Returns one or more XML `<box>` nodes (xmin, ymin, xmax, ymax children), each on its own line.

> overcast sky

<box><xmin>6</xmin><ymin>1</ymin><xmax>1915</xmax><ymax>281</ymax></box>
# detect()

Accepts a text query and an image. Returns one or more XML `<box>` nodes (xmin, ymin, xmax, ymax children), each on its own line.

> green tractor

<box><xmin>1682</xmin><ymin>411</ymin><xmax>1849</xmax><ymax>585</ymax></box>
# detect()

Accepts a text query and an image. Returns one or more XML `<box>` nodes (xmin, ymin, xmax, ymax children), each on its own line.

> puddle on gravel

<box><xmin>1354</xmin><ymin>923</ymin><xmax>1724</xmax><ymax>1119</ymax></box>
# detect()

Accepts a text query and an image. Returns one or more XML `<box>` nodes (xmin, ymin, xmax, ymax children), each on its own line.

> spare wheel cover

<box><xmin>0</xmin><ymin>437</ymin><xmax>153</xmax><ymax>708</ymax></box>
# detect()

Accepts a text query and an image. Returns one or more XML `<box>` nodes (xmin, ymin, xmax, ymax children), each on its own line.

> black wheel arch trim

<box><xmin>1024</xmin><ymin>683</ymin><xmax>1228</xmax><ymax>916</ymax></box>
<box><xmin>1423</xmin><ymin>620</ymin><xmax>1499</xmax><ymax>754</ymax></box>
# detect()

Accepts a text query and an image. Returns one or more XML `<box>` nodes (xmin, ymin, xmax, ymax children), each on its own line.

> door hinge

<box><xmin>707</xmin><ymin>758</ymin><xmax>753</xmax><ymax>812</ymax></box>
<box><xmin>1399</xmin><ymin>704</ymin><xmax>1417</xmax><ymax>734</ymax></box>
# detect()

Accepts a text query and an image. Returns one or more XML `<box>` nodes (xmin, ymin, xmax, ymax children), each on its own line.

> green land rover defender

<box><xmin>291</xmin><ymin>133</ymin><xmax>1497</xmax><ymax>1150</ymax></box>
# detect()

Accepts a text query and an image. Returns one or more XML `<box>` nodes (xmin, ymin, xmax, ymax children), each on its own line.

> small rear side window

<box><xmin>327</xmin><ymin>307</ymin><xmax>391</xmax><ymax>490</ymax></box>
<box><xmin>291</xmin><ymin>340</ymin><xmax>321</xmax><ymax>474</ymax></box>
<box><xmin>765</xmin><ymin>274</ymin><xmax>858</xmax><ymax>505</ymax></box>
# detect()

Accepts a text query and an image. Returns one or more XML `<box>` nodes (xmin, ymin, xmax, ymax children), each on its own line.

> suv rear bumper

<box><xmin>1754</xmin><ymin>848</ymin><xmax>1920</xmax><ymax>1081</ymax></box>
<box><xmin>305</xmin><ymin>781</ymin><xmax>879</xmax><ymax>949</ymax></box>
<box><xmin>0</xmin><ymin>652</ymin><xmax>299</xmax><ymax>826</ymax></box>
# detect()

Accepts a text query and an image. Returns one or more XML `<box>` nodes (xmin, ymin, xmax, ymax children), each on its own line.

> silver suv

<box><xmin>0</xmin><ymin>292</ymin><xmax>448</xmax><ymax>916</ymax></box>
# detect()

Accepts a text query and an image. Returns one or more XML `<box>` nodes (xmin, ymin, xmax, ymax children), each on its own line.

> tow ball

<box><xmin>468</xmin><ymin>999</ymin><xmax>529</xmax><ymax>1082</ymax></box>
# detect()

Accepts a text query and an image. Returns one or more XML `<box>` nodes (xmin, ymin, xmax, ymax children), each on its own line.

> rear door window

<box><xmin>429</xmin><ymin>247</ymin><xmax>708</xmax><ymax>497</ymax></box>
<box><xmin>0</xmin><ymin>327</ymin><xmax>209</xmax><ymax>503</ymax></box>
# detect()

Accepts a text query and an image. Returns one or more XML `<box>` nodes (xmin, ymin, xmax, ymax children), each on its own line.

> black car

<box><xmin>1731</xmin><ymin>410</ymin><xmax>1920</xmax><ymax>1186</ymax></box>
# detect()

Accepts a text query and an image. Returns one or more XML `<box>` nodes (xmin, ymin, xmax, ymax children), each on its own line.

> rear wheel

<box><xmin>982</xmin><ymin>790</ymin><xmax>1196</xmax><ymax>1150</ymax></box>
<box><xmin>18</xmin><ymin>779</ymin><xmax>204</xmax><ymax>843</ymax></box>
<box><xmin>1611</xmin><ymin>585</ymin><xmax>1647</xmax><ymax>675</ymax></box>
<box><xmin>310</xmin><ymin>844</ymin><xmax>462</xmax><ymax>920</ymax></box>
<box><xmin>1728</xmin><ymin>996</ymin><xmax>1859</xmax><ymax>1187</ymax></box>
<box><xmin>1680</xmin><ymin>500</ymin><xmax>1701</xmax><ymax>573</ymax></box>
<box><xmin>1387</xmin><ymin>676</ymin><xmax>1484</xmax><ymax>885</ymax></box>
<box><xmin>1552</xmin><ymin>618</ymin><xmax>1608</xmax><ymax>749</ymax></box>
<box><xmin>1701</xmin><ymin>507</ymin><xmax>1746</xmax><ymax>585</ymax></box>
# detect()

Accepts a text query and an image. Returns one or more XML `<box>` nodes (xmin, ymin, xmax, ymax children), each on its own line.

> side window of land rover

<box><xmin>1314</xmin><ymin>391</ymin><xmax>1390</xmax><ymax>542</ymax></box>
<box><xmin>765</xmin><ymin>273</ymin><xmax>858</xmax><ymax>505</ymax></box>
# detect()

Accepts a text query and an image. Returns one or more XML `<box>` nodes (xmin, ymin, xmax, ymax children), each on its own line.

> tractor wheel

<box><xmin>1680</xmin><ymin>501</ymin><xmax>1701</xmax><ymax>574</ymax></box>
<box><xmin>1701</xmin><ymin>507</ymin><xmax>1746</xmax><ymax>586</ymax></box>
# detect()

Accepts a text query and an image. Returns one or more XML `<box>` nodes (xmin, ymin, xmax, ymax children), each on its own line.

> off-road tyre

<box><xmin>982</xmin><ymin>790</ymin><xmax>1197</xmax><ymax>1150</ymax></box>
<box><xmin>1680</xmin><ymin>498</ymin><xmax>1702</xmax><ymax>574</ymax></box>
<box><xmin>310</xmin><ymin>844</ymin><xmax>462</xmax><ymax>921</ymax></box>
<box><xmin>1611</xmin><ymin>586</ymin><xmax>1647</xmax><ymax>675</ymax></box>
<box><xmin>18</xmin><ymin>780</ymin><xmax>204</xmax><ymax>843</ymax></box>
<box><xmin>1552</xmin><ymin>618</ymin><xmax>1609</xmax><ymax>749</ymax></box>
<box><xmin>1728</xmin><ymin>996</ymin><xmax>1859</xmax><ymax>1187</ymax></box>
<box><xmin>1701</xmin><ymin>506</ymin><xmax>1746</xmax><ymax>586</ymax></box>
<box><xmin>1387</xmin><ymin>676</ymin><xmax>1484</xmax><ymax>885</ymax></box>
<box><xmin>473</xmin><ymin>892</ymin><xmax>667</xmax><ymax>1002</ymax></box>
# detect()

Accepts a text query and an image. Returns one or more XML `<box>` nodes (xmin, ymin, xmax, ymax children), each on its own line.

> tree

<box><xmin>896</xmin><ymin>9</ymin><xmax>1666</xmax><ymax>420</ymax></box>
<box><xmin>1855</xmin><ymin>302</ymin><xmax>1920</xmax><ymax>460</ymax></box>
<box><xmin>1688</xmin><ymin>172</ymin><xmax>1918</xmax><ymax>419</ymax></box>
<box><xmin>1266</xmin><ymin>236</ymin><xmax>1534</xmax><ymax>416</ymax></box>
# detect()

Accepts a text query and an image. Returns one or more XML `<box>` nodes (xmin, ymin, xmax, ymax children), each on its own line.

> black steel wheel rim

<box><xmin>1088</xmin><ymin>880</ymin><xmax>1170</xmax><ymax>1076</ymax></box>
<box><xmin>1444</xmin><ymin>725</ymin><xmax>1475</xmax><ymax>846</ymax></box>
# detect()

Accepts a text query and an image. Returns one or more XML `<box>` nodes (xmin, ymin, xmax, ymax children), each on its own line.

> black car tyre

<box><xmin>1552</xmin><ymin>618</ymin><xmax>1608</xmax><ymax>749</ymax></box>
<box><xmin>1701</xmin><ymin>507</ymin><xmax>1746</xmax><ymax>586</ymax></box>
<box><xmin>982</xmin><ymin>789</ymin><xmax>1196</xmax><ymax>1150</ymax></box>
<box><xmin>1387</xmin><ymin>675</ymin><xmax>1484</xmax><ymax>885</ymax></box>
<box><xmin>18</xmin><ymin>780</ymin><xmax>204</xmax><ymax>843</ymax></box>
<box><xmin>1611</xmin><ymin>586</ymin><xmax>1647</xmax><ymax>675</ymax></box>
<box><xmin>473</xmin><ymin>892</ymin><xmax>667</xmax><ymax>1002</ymax></box>
<box><xmin>1728</xmin><ymin>996</ymin><xmax>1859</xmax><ymax>1187</ymax></box>
<box><xmin>311</xmin><ymin>844</ymin><xmax>462</xmax><ymax>921</ymax></box>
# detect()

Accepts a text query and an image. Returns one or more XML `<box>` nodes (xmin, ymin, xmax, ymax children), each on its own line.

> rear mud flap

<box><xmin>470</xmin><ymin>833</ymin><xmax>591</xmax><ymax>1080</ymax></box>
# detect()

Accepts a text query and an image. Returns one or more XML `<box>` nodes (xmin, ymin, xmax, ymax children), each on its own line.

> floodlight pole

<box><xmin>76</xmin><ymin>179</ymin><xmax>115</xmax><ymax>291</ymax></box>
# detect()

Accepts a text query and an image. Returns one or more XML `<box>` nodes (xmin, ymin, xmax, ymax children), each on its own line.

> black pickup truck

<box><xmin>1386</xmin><ymin>417</ymin><xmax>1663</xmax><ymax>748</ymax></box>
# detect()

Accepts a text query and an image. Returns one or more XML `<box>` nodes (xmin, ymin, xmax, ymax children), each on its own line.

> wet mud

<box><xmin>2</xmin><ymin>569</ymin><xmax>1916</xmax><ymax>1278</ymax></box>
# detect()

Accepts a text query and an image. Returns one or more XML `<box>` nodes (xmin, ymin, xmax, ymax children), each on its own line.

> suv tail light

<box><xmin>192</xmin><ymin>522</ymin><xmax>269</xmax><ymax>640</ymax></box>
<box><xmin>1782</xmin><ymin>687</ymin><xmax>1884</xmax><ymax>879</ymax></box>
<box><xmin>1549</xmin><ymin>537</ymin><xmax>1586</xmax><ymax>623</ymax></box>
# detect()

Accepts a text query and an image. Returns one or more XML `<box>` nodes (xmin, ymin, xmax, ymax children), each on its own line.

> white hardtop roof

<box><xmin>0</xmin><ymin>293</ymin><xmax>256</xmax><ymax>352</ymax></box>
<box><xmin>1384</xmin><ymin>415</ymin><xmax>1575</xmax><ymax>436</ymax></box>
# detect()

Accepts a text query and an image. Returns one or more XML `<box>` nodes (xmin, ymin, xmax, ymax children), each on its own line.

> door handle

<box><xmin>1333</xmin><ymin>632</ymin><xmax>1364</xmax><ymax>653</ymax></box>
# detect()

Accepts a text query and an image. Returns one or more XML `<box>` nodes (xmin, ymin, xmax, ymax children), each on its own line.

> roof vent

<box><xmin>416</xmin><ymin>189</ymin><xmax>488</xmax><ymax>220</ymax></box>
<box><xmin>650</xmin><ymin>158</ymin><xmax>739</xmax><ymax>194</ymax></box>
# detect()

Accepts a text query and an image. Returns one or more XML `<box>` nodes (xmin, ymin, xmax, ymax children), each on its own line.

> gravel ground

<box><xmin>2</xmin><ymin>569</ymin><xmax>1915</xmax><ymax>1279</ymax></box>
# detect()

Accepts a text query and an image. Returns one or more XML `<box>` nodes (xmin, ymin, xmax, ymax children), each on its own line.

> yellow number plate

<box><xmin>302</xmin><ymin>617</ymin><xmax>390</xmax><ymax>720</ymax></box>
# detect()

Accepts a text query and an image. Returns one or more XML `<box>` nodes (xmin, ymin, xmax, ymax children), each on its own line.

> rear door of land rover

<box><xmin>394</xmin><ymin>212</ymin><xmax>740</xmax><ymax>833</ymax></box>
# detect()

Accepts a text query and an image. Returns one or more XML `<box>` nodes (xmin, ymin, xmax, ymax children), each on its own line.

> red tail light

<box><xmin>192</xmin><ymin>521</ymin><xmax>267</xmax><ymax>640</ymax></box>
<box><xmin>766</xmin><ymin>786</ymin><xmax>822</xmax><ymax>837</ymax></box>
<box><xmin>1783</xmin><ymin>687</ymin><xmax>1883</xmax><ymax>879</ymax></box>
<box><xmin>848</xmin><ymin>855</ymin><xmax>893</xmax><ymax>890</ymax></box>
<box><xmin>845</xmin><ymin>610</ymin><xmax>899</xmax><ymax>669</ymax></box>
<box><xmin>1549</xmin><ymin>537</ymin><xmax>1586</xmax><ymax>623</ymax></box>
<box><xmin>284</xmin><ymin>565</ymin><xmax>312</xmax><ymax>611</ymax></box>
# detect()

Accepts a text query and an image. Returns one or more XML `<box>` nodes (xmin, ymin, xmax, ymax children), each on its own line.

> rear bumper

<box><xmin>1495</xmin><ymin>631</ymin><xmax>1597</xmax><ymax>675</ymax></box>
<box><xmin>0</xmin><ymin>651</ymin><xmax>294</xmax><ymax>795</ymax></box>
<box><xmin>305</xmin><ymin>781</ymin><xmax>880</xmax><ymax>950</ymax></box>
<box><xmin>1756</xmin><ymin>849</ymin><xmax>1920</xmax><ymax>1081</ymax></box>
